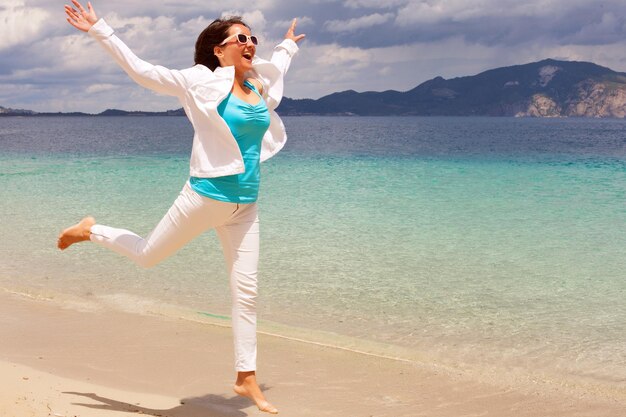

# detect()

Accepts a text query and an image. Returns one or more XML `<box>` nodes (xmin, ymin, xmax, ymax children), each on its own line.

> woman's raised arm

<box><xmin>63</xmin><ymin>1</ymin><xmax>188</xmax><ymax>97</ymax></box>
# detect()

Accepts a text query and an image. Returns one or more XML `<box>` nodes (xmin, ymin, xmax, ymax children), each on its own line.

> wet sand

<box><xmin>0</xmin><ymin>290</ymin><xmax>623</xmax><ymax>417</ymax></box>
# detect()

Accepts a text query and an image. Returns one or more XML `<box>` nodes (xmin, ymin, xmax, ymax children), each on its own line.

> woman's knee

<box><xmin>134</xmin><ymin>252</ymin><xmax>162</xmax><ymax>269</ymax></box>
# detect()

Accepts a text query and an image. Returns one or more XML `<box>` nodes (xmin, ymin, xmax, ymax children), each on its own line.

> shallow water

<box><xmin>1</xmin><ymin>116</ymin><xmax>626</xmax><ymax>394</ymax></box>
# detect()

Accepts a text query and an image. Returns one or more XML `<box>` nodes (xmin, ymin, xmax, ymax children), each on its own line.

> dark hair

<box><xmin>194</xmin><ymin>17</ymin><xmax>250</xmax><ymax>71</ymax></box>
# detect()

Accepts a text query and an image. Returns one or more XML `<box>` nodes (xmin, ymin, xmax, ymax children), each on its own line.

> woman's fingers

<box><xmin>285</xmin><ymin>18</ymin><xmax>306</xmax><ymax>43</ymax></box>
<box><xmin>70</xmin><ymin>0</ymin><xmax>97</xmax><ymax>24</ymax></box>
<box><xmin>65</xmin><ymin>8</ymin><xmax>82</xmax><ymax>24</ymax></box>
<box><xmin>71</xmin><ymin>0</ymin><xmax>85</xmax><ymax>13</ymax></box>
<box><xmin>64</xmin><ymin>5</ymin><xmax>78</xmax><ymax>17</ymax></box>
<box><xmin>71</xmin><ymin>0</ymin><xmax>88</xmax><ymax>19</ymax></box>
<box><xmin>64</xmin><ymin>0</ymin><xmax>96</xmax><ymax>31</ymax></box>
<box><xmin>287</xmin><ymin>18</ymin><xmax>298</xmax><ymax>37</ymax></box>
<box><xmin>65</xmin><ymin>4</ymin><xmax>81</xmax><ymax>20</ymax></box>
<box><xmin>65</xmin><ymin>10</ymin><xmax>78</xmax><ymax>23</ymax></box>
<box><xmin>66</xmin><ymin>15</ymin><xmax>84</xmax><ymax>31</ymax></box>
<box><xmin>66</xmin><ymin>17</ymin><xmax>79</xmax><ymax>29</ymax></box>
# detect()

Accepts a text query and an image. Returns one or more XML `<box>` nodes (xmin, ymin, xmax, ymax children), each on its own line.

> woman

<box><xmin>59</xmin><ymin>1</ymin><xmax>304</xmax><ymax>413</ymax></box>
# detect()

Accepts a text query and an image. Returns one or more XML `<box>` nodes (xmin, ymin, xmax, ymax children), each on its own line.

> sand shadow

<box><xmin>62</xmin><ymin>387</ymin><xmax>272</xmax><ymax>417</ymax></box>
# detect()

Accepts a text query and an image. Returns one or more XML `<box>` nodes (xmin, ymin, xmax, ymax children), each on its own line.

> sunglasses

<box><xmin>220</xmin><ymin>33</ymin><xmax>259</xmax><ymax>46</ymax></box>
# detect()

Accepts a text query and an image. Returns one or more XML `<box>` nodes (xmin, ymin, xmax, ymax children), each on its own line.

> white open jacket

<box><xmin>88</xmin><ymin>18</ymin><xmax>299</xmax><ymax>178</ymax></box>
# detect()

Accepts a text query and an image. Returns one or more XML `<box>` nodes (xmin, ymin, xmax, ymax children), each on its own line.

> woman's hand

<box><xmin>65</xmin><ymin>0</ymin><xmax>98</xmax><ymax>32</ymax></box>
<box><xmin>285</xmin><ymin>18</ymin><xmax>306</xmax><ymax>44</ymax></box>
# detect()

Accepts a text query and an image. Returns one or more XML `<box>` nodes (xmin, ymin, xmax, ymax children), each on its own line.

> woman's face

<box><xmin>215</xmin><ymin>24</ymin><xmax>256</xmax><ymax>73</ymax></box>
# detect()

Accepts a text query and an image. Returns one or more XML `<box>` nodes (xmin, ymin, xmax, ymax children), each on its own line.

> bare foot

<box><xmin>57</xmin><ymin>216</ymin><xmax>96</xmax><ymax>250</ymax></box>
<box><xmin>233</xmin><ymin>372</ymin><xmax>278</xmax><ymax>414</ymax></box>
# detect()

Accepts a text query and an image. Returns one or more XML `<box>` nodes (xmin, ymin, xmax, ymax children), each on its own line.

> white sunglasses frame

<box><xmin>219</xmin><ymin>33</ymin><xmax>259</xmax><ymax>46</ymax></box>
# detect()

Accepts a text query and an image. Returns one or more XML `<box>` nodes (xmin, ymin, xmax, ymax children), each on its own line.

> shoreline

<box><xmin>4</xmin><ymin>285</ymin><xmax>626</xmax><ymax>404</ymax></box>
<box><xmin>1</xmin><ymin>290</ymin><xmax>624</xmax><ymax>416</ymax></box>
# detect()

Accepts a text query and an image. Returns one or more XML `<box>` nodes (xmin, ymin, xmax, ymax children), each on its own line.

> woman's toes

<box><xmin>258</xmin><ymin>401</ymin><xmax>278</xmax><ymax>414</ymax></box>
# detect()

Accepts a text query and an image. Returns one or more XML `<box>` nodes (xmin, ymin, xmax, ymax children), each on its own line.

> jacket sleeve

<box><xmin>88</xmin><ymin>19</ymin><xmax>188</xmax><ymax>97</ymax></box>
<box><xmin>270</xmin><ymin>39</ymin><xmax>299</xmax><ymax>76</ymax></box>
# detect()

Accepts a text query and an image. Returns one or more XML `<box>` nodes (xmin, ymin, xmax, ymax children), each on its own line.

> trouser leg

<box><xmin>216</xmin><ymin>203</ymin><xmax>260</xmax><ymax>372</ymax></box>
<box><xmin>89</xmin><ymin>182</ymin><xmax>236</xmax><ymax>268</ymax></box>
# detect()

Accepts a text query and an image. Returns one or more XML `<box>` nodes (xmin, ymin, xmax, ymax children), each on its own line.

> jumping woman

<box><xmin>59</xmin><ymin>1</ymin><xmax>305</xmax><ymax>413</ymax></box>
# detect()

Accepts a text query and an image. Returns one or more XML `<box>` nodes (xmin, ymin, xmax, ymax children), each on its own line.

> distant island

<box><xmin>3</xmin><ymin>59</ymin><xmax>626</xmax><ymax>118</ymax></box>
<box><xmin>0</xmin><ymin>107</ymin><xmax>185</xmax><ymax>117</ymax></box>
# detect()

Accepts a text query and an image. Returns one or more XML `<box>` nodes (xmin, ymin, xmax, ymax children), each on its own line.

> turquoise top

<box><xmin>190</xmin><ymin>80</ymin><xmax>270</xmax><ymax>203</ymax></box>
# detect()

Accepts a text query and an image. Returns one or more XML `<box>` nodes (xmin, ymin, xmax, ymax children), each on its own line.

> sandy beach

<box><xmin>0</xmin><ymin>290</ymin><xmax>623</xmax><ymax>417</ymax></box>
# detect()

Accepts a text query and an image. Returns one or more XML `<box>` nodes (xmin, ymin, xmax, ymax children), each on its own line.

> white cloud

<box><xmin>325</xmin><ymin>13</ymin><xmax>395</xmax><ymax>33</ymax></box>
<box><xmin>379</xmin><ymin>66</ymin><xmax>392</xmax><ymax>76</ymax></box>
<box><xmin>25</xmin><ymin>0</ymin><xmax>276</xmax><ymax>18</ymax></box>
<box><xmin>275</xmin><ymin>16</ymin><xmax>315</xmax><ymax>29</ymax></box>
<box><xmin>242</xmin><ymin>10</ymin><xmax>267</xmax><ymax>32</ymax></box>
<box><xmin>86</xmin><ymin>83</ymin><xmax>118</xmax><ymax>94</ymax></box>
<box><xmin>220</xmin><ymin>9</ymin><xmax>267</xmax><ymax>32</ymax></box>
<box><xmin>317</xmin><ymin>48</ymin><xmax>369</xmax><ymax>70</ymax></box>
<box><xmin>394</xmin><ymin>0</ymin><xmax>595</xmax><ymax>25</ymax></box>
<box><xmin>395</xmin><ymin>0</ymin><xmax>490</xmax><ymax>25</ymax></box>
<box><xmin>284</xmin><ymin>42</ymin><xmax>373</xmax><ymax>97</ymax></box>
<box><xmin>105</xmin><ymin>13</ymin><xmax>159</xmax><ymax>30</ymax></box>
<box><xmin>568</xmin><ymin>12</ymin><xmax>622</xmax><ymax>44</ymax></box>
<box><xmin>345</xmin><ymin>0</ymin><xmax>407</xmax><ymax>9</ymax></box>
<box><xmin>0</xmin><ymin>0</ymin><xmax>49</xmax><ymax>50</ymax></box>
<box><xmin>95</xmin><ymin>13</ymin><xmax>197</xmax><ymax>68</ymax></box>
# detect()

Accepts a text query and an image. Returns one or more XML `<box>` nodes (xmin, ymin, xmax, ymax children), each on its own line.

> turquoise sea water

<box><xmin>1</xmin><ymin>116</ymin><xmax>626</xmax><ymax>396</ymax></box>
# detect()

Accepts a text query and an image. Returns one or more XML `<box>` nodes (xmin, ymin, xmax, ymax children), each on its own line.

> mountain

<box><xmin>98</xmin><ymin>108</ymin><xmax>185</xmax><ymax>116</ymax></box>
<box><xmin>277</xmin><ymin>59</ymin><xmax>626</xmax><ymax>117</ymax></box>
<box><xmin>3</xmin><ymin>59</ymin><xmax>626</xmax><ymax>117</ymax></box>
<box><xmin>0</xmin><ymin>105</ymin><xmax>36</xmax><ymax>116</ymax></box>
<box><xmin>0</xmin><ymin>107</ymin><xmax>184</xmax><ymax>117</ymax></box>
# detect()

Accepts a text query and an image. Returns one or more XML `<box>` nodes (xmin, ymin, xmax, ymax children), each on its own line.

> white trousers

<box><xmin>90</xmin><ymin>182</ymin><xmax>259</xmax><ymax>372</ymax></box>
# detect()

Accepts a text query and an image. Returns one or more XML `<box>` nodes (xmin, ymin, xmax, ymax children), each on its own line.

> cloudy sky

<box><xmin>2</xmin><ymin>0</ymin><xmax>626</xmax><ymax>113</ymax></box>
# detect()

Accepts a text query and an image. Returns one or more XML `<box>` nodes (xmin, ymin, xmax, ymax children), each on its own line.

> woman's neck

<box><xmin>233</xmin><ymin>72</ymin><xmax>247</xmax><ymax>88</ymax></box>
